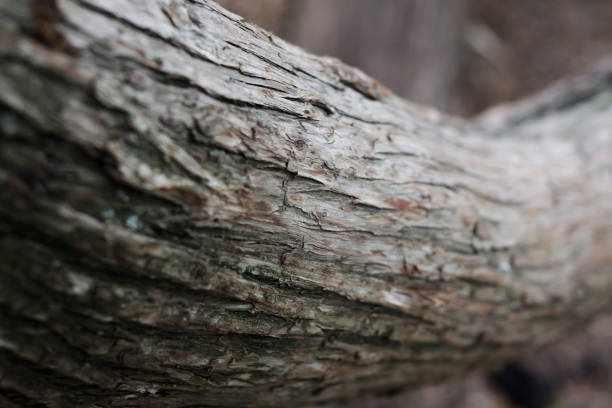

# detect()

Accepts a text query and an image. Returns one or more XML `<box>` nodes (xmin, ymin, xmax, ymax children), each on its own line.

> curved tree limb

<box><xmin>0</xmin><ymin>1</ymin><xmax>611</xmax><ymax>406</ymax></box>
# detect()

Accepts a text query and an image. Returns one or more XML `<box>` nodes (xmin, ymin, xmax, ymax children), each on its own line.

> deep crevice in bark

<box><xmin>0</xmin><ymin>0</ymin><xmax>611</xmax><ymax>407</ymax></box>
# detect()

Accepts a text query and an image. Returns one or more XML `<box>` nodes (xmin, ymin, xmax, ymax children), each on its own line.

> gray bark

<box><xmin>0</xmin><ymin>1</ymin><xmax>611</xmax><ymax>407</ymax></box>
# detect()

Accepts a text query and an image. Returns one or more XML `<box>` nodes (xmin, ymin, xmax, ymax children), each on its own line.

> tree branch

<box><xmin>0</xmin><ymin>0</ymin><xmax>611</xmax><ymax>406</ymax></box>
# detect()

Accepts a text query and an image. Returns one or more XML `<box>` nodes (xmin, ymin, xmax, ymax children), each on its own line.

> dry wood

<box><xmin>0</xmin><ymin>1</ymin><xmax>611</xmax><ymax>406</ymax></box>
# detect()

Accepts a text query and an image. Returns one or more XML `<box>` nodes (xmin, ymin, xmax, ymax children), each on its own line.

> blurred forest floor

<box><xmin>218</xmin><ymin>1</ymin><xmax>612</xmax><ymax>407</ymax></box>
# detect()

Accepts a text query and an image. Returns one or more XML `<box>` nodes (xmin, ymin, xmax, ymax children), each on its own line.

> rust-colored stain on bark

<box><xmin>158</xmin><ymin>186</ymin><xmax>206</xmax><ymax>208</ymax></box>
<box><xmin>254</xmin><ymin>200</ymin><xmax>272</xmax><ymax>212</ymax></box>
<box><xmin>320</xmin><ymin>57</ymin><xmax>390</xmax><ymax>100</ymax></box>
<box><xmin>138</xmin><ymin>242</ymin><xmax>162</xmax><ymax>252</ymax></box>
<box><xmin>34</xmin><ymin>0</ymin><xmax>73</xmax><ymax>53</ymax></box>
<box><xmin>173</xmin><ymin>350</ymin><xmax>188</xmax><ymax>363</ymax></box>
<box><xmin>385</xmin><ymin>197</ymin><xmax>423</xmax><ymax>214</ymax></box>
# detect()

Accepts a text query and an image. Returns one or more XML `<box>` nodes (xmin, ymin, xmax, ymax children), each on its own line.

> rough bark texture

<box><xmin>0</xmin><ymin>1</ymin><xmax>611</xmax><ymax>407</ymax></box>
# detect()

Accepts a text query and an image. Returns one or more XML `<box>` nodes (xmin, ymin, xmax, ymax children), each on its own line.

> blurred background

<box><xmin>218</xmin><ymin>1</ymin><xmax>612</xmax><ymax>407</ymax></box>
<box><xmin>219</xmin><ymin>0</ymin><xmax>612</xmax><ymax>116</ymax></box>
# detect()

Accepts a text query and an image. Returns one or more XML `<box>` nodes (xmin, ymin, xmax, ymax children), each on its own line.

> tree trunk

<box><xmin>0</xmin><ymin>1</ymin><xmax>611</xmax><ymax>407</ymax></box>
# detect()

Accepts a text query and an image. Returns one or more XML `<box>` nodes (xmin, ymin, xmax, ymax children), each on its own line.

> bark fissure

<box><xmin>1</xmin><ymin>0</ymin><xmax>612</xmax><ymax>407</ymax></box>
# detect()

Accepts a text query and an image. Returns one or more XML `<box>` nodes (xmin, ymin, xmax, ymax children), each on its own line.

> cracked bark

<box><xmin>0</xmin><ymin>1</ymin><xmax>611</xmax><ymax>407</ymax></box>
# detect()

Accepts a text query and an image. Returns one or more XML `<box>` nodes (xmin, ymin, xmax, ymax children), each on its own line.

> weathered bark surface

<box><xmin>0</xmin><ymin>1</ymin><xmax>611</xmax><ymax>407</ymax></box>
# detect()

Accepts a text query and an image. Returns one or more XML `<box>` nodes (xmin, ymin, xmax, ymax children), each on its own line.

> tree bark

<box><xmin>0</xmin><ymin>1</ymin><xmax>611</xmax><ymax>407</ymax></box>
